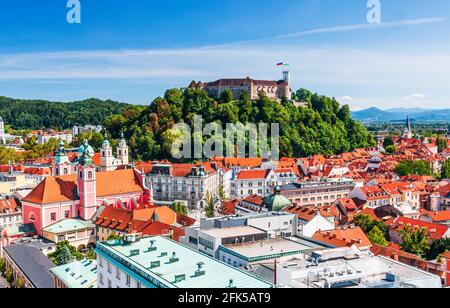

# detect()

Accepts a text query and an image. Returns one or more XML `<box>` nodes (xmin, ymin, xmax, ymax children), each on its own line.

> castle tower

<box><xmin>77</xmin><ymin>145</ymin><xmax>97</xmax><ymax>220</ymax></box>
<box><xmin>117</xmin><ymin>131</ymin><xmax>129</xmax><ymax>166</ymax></box>
<box><xmin>54</xmin><ymin>141</ymin><xmax>71</xmax><ymax>176</ymax></box>
<box><xmin>100</xmin><ymin>132</ymin><xmax>115</xmax><ymax>171</ymax></box>
<box><xmin>283</xmin><ymin>71</ymin><xmax>291</xmax><ymax>86</ymax></box>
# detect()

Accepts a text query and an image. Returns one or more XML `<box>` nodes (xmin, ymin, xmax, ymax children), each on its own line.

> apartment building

<box><xmin>280</xmin><ymin>178</ymin><xmax>356</xmax><ymax>207</ymax></box>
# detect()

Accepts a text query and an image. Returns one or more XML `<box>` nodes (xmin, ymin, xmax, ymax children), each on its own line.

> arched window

<box><xmin>55</xmin><ymin>168</ymin><xmax>59</xmax><ymax>176</ymax></box>
<box><xmin>119</xmin><ymin>150</ymin><xmax>122</xmax><ymax>156</ymax></box>
<box><xmin>79</xmin><ymin>171</ymin><xmax>83</xmax><ymax>179</ymax></box>
<box><xmin>88</xmin><ymin>171</ymin><xmax>93</xmax><ymax>179</ymax></box>
<box><xmin>63</xmin><ymin>168</ymin><xmax>68</xmax><ymax>175</ymax></box>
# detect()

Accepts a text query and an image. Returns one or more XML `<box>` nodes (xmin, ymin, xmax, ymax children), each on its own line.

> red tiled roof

<box><xmin>177</xmin><ymin>214</ymin><xmax>196</xmax><ymax>227</ymax></box>
<box><xmin>285</xmin><ymin>205</ymin><xmax>340</xmax><ymax>222</ymax></box>
<box><xmin>420</xmin><ymin>210</ymin><xmax>450</xmax><ymax>223</ymax></box>
<box><xmin>312</xmin><ymin>227</ymin><xmax>371</xmax><ymax>249</ymax></box>
<box><xmin>0</xmin><ymin>198</ymin><xmax>20</xmax><ymax>214</ymax></box>
<box><xmin>385</xmin><ymin>217</ymin><xmax>449</xmax><ymax>240</ymax></box>
<box><xmin>22</xmin><ymin>169</ymin><xmax>144</xmax><ymax>204</ymax></box>
<box><xmin>236</xmin><ymin>169</ymin><xmax>269</xmax><ymax>180</ymax></box>
<box><xmin>220</xmin><ymin>199</ymin><xmax>239</xmax><ymax>215</ymax></box>
<box><xmin>371</xmin><ymin>244</ymin><xmax>420</xmax><ymax>261</ymax></box>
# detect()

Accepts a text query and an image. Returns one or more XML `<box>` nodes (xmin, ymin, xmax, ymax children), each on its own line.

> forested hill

<box><xmin>104</xmin><ymin>88</ymin><xmax>376</xmax><ymax>161</ymax></box>
<box><xmin>0</xmin><ymin>96</ymin><xmax>130</xmax><ymax>130</ymax></box>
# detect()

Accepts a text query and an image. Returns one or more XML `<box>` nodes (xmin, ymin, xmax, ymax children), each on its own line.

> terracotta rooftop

<box><xmin>22</xmin><ymin>169</ymin><xmax>144</xmax><ymax>205</ymax></box>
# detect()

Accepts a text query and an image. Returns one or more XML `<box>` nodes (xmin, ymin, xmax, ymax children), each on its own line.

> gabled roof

<box><xmin>285</xmin><ymin>205</ymin><xmax>340</xmax><ymax>222</ymax></box>
<box><xmin>236</xmin><ymin>169</ymin><xmax>269</xmax><ymax>180</ymax></box>
<box><xmin>3</xmin><ymin>244</ymin><xmax>54</xmax><ymax>288</ymax></box>
<box><xmin>22</xmin><ymin>169</ymin><xmax>144</xmax><ymax>205</ymax></box>
<box><xmin>385</xmin><ymin>217</ymin><xmax>449</xmax><ymax>240</ymax></box>
<box><xmin>312</xmin><ymin>227</ymin><xmax>371</xmax><ymax>249</ymax></box>
<box><xmin>0</xmin><ymin>198</ymin><xmax>20</xmax><ymax>214</ymax></box>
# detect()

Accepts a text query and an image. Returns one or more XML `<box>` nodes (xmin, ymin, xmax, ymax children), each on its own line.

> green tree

<box><xmin>107</xmin><ymin>233</ymin><xmax>122</xmax><ymax>241</ymax></box>
<box><xmin>395</xmin><ymin>160</ymin><xmax>433</xmax><ymax>177</ymax></box>
<box><xmin>16</xmin><ymin>277</ymin><xmax>24</xmax><ymax>289</ymax></box>
<box><xmin>368</xmin><ymin>226</ymin><xmax>388</xmax><ymax>247</ymax></box>
<box><xmin>5</xmin><ymin>269</ymin><xmax>14</xmax><ymax>284</ymax></box>
<box><xmin>0</xmin><ymin>146</ymin><xmax>19</xmax><ymax>164</ymax></box>
<box><xmin>385</xmin><ymin>145</ymin><xmax>396</xmax><ymax>154</ymax></box>
<box><xmin>383</xmin><ymin>136</ymin><xmax>394</xmax><ymax>148</ymax></box>
<box><xmin>399</xmin><ymin>226</ymin><xmax>431</xmax><ymax>258</ymax></box>
<box><xmin>354</xmin><ymin>214</ymin><xmax>373</xmax><ymax>233</ymax></box>
<box><xmin>0</xmin><ymin>257</ymin><xmax>6</xmax><ymax>274</ymax></box>
<box><xmin>86</xmin><ymin>249</ymin><xmax>97</xmax><ymax>260</ymax></box>
<box><xmin>441</xmin><ymin>159</ymin><xmax>450</xmax><ymax>179</ymax></box>
<box><xmin>204</xmin><ymin>191</ymin><xmax>216</xmax><ymax>218</ymax></box>
<box><xmin>48</xmin><ymin>241</ymin><xmax>82</xmax><ymax>265</ymax></box>
<box><xmin>220</xmin><ymin>90</ymin><xmax>234</xmax><ymax>104</ymax></box>
<box><xmin>56</xmin><ymin>245</ymin><xmax>73</xmax><ymax>266</ymax></box>
<box><xmin>427</xmin><ymin>238</ymin><xmax>450</xmax><ymax>260</ymax></box>
<box><xmin>436</xmin><ymin>137</ymin><xmax>448</xmax><ymax>153</ymax></box>
<box><xmin>218</xmin><ymin>185</ymin><xmax>226</xmax><ymax>200</ymax></box>
<box><xmin>354</xmin><ymin>214</ymin><xmax>390</xmax><ymax>244</ymax></box>
<box><xmin>172</xmin><ymin>202</ymin><xmax>188</xmax><ymax>215</ymax></box>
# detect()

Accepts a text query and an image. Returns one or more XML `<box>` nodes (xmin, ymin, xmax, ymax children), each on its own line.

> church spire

<box><xmin>406</xmin><ymin>114</ymin><xmax>411</xmax><ymax>132</ymax></box>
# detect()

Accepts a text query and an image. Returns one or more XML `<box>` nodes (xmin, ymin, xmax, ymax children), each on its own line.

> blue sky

<box><xmin>0</xmin><ymin>0</ymin><xmax>449</xmax><ymax>110</ymax></box>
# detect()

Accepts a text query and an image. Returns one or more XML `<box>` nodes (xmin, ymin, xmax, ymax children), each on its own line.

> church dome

<box><xmin>78</xmin><ymin>139</ymin><xmax>94</xmax><ymax>156</ymax></box>
<box><xmin>263</xmin><ymin>186</ymin><xmax>292</xmax><ymax>212</ymax></box>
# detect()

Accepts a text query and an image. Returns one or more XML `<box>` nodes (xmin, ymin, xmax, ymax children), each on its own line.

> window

<box><xmin>88</xmin><ymin>171</ymin><xmax>93</xmax><ymax>180</ymax></box>
<box><xmin>51</xmin><ymin>213</ymin><xmax>56</xmax><ymax>221</ymax></box>
<box><xmin>108</xmin><ymin>280</ymin><xmax>112</xmax><ymax>288</ymax></box>
<box><xmin>116</xmin><ymin>268</ymin><xmax>121</xmax><ymax>280</ymax></box>
<box><xmin>126</xmin><ymin>275</ymin><xmax>131</xmax><ymax>286</ymax></box>
<box><xmin>64</xmin><ymin>211</ymin><xmax>70</xmax><ymax>219</ymax></box>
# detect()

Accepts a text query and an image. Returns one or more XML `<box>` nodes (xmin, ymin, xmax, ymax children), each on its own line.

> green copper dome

<box><xmin>263</xmin><ymin>186</ymin><xmax>292</xmax><ymax>212</ymax></box>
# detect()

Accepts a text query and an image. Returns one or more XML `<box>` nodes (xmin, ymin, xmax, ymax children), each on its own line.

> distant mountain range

<box><xmin>351</xmin><ymin>107</ymin><xmax>450</xmax><ymax>123</ymax></box>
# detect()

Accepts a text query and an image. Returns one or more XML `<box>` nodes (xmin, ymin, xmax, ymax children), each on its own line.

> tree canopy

<box><xmin>0</xmin><ymin>96</ymin><xmax>129</xmax><ymax>130</ymax></box>
<box><xmin>395</xmin><ymin>160</ymin><xmax>433</xmax><ymax>177</ymax></box>
<box><xmin>104</xmin><ymin>88</ymin><xmax>376</xmax><ymax>161</ymax></box>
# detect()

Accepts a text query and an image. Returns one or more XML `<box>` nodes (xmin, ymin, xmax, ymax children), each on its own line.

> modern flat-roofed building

<box><xmin>95</xmin><ymin>234</ymin><xmax>272</xmax><ymax>289</ymax></box>
<box><xmin>276</xmin><ymin>246</ymin><xmax>442</xmax><ymax>288</ymax></box>
<box><xmin>280</xmin><ymin>178</ymin><xmax>356</xmax><ymax>207</ymax></box>
<box><xmin>50</xmin><ymin>259</ymin><xmax>97</xmax><ymax>288</ymax></box>
<box><xmin>219</xmin><ymin>236</ymin><xmax>326</xmax><ymax>268</ymax></box>
<box><xmin>182</xmin><ymin>212</ymin><xmax>297</xmax><ymax>258</ymax></box>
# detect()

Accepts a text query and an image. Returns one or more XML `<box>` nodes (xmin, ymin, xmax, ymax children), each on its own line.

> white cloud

<box><xmin>339</xmin><ymin>96</ymin><xmax>354</xmax><ymax>101</ymax></box>
<box><xmin>402</xmin><ymin>93</ymin><xmax>427</xmax><ymax>100</ymax></box>
<box><xmin>205</xmin><ymin>17</ymin><xmax>446</xmax><ymax>48</ymax></box>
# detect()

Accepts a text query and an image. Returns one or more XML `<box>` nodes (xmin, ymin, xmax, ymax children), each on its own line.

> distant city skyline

<box><xmin>1</xmin><ymin>0</ymin><xmax>450</xmax><ymax>110</ymax></box>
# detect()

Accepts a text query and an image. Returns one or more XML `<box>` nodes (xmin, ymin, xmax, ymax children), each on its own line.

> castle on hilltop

<box><xmin>189</xmin><ymin>71</ymin><xmax>292</xmax><ymax>101</ymax></box>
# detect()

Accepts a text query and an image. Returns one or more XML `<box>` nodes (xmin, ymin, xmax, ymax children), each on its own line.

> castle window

<box><xmin>51</xmin><ymin>213</ymin><xmax>56</xmax><ymax>221</ymax></box>
<box><xmin>79</xmin><ymin>171</ymin><xmax>83</xmax><ymax>179</ymax></box>
<box><xmin>55</xmin><ymin>168</ymin><xmax>59</xmax><ymax>176</ymax></box>
<box><xmin>63</xmin><ymin>168</ymin><xmax>68</xmax><ymax>175</ymax></box>
<box><xmin>88</xmin><ymin>171</ymin><xmax>93</xmax><ymax>179</ymax></box>
<box><xmin>119</xmin><ymin>150</ymin><xmax>122</xmax><ymax>156</ymax></box>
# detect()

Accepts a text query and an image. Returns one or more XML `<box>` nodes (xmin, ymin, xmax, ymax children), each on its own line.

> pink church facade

<box><xmin>22</xmin><ymin>166</ymin><xmax>151</xmax><ymax>235</ymax></box>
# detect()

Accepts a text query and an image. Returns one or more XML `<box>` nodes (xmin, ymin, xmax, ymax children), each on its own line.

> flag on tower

<box><xmin>277</xmin><ymin>62</ymin><xmax>290</xmax><ymax>67</ymax></box>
